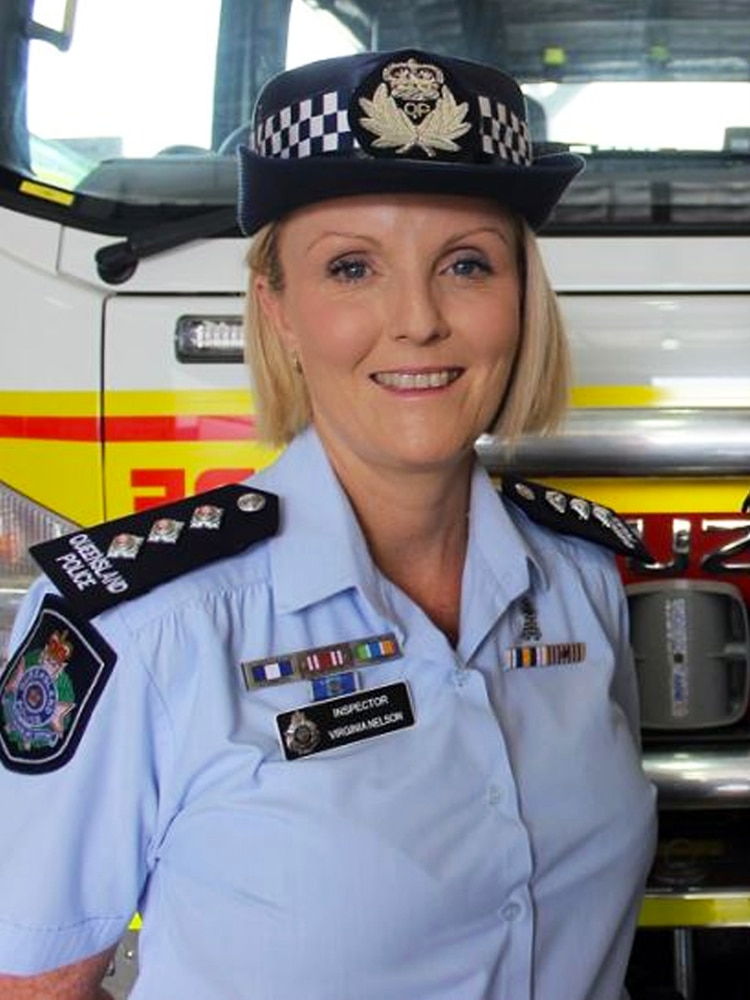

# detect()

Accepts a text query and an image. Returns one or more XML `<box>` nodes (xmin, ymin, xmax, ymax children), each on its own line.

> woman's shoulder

<box><xmin>0</xmin><ymin>485</ymin><xmax>281</xmax><ymax>774</ymax></box>
<box><xmin>499</xmin><ymin>475</ymin><xmax>652</xmax><ymax>564</ymax></box>
<box><xmin>27</xmin><ymin>482</ymin><xmax>280</xmax><ymax>626</ymax></box>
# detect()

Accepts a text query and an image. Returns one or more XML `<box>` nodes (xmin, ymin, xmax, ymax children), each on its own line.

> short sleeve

<box><xmin>0</xmin><ymin>579</ymin><xmax>171</xmax><ymax>974</ymax></box>
<box><xmin>584</xmin><ymin>552</ymin><xmax>643</xmax><ymax>743</ymax></box>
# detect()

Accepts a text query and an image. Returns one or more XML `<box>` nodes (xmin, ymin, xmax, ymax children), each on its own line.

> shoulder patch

<box><xmin>31</xmin><ymin>485</ymin><xmax>279</xmax><ymax>619</ymax></box>
<box><xmin>500</xmin><ymin>477</ymin><xmax>653</xmax><ymax>562</ymax></box>
<box><xmin>0</xmin><ymin>594</ymin><xmax>116</xmax><ymax>774</ymax></box>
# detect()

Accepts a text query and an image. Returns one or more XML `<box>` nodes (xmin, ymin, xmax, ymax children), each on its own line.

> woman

<box><xmin>0</xmin><ymin>49</ymin><xmax>656</xmax><ymax>1000</ymax></box>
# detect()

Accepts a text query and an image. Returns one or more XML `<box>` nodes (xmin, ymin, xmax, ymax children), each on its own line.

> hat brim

<box><xmin>238</xmin><ymin>146</ymin><xmax>584</xmax><ymax>235</ymax></box>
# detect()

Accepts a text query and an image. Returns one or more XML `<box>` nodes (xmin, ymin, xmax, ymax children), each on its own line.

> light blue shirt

<box><xmin>0</xmin><ymin>427</ymin><xmax>656</xmax><ymax>999</ymax></box>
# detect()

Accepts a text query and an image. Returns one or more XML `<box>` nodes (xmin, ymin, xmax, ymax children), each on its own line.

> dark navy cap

<box><xmin>237</xmin><ymin>48</ymin><xmax>584</xmax><ymax>234</ymax></box>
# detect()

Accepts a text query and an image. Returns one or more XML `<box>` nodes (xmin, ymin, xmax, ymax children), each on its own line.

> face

<box><xmin>256</xmin><ymin>193</ymin><xmax>522</xmax><ymax>482</ymax></box>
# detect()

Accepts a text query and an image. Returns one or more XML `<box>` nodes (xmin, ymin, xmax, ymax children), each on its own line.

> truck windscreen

<box><xmin>3</xmin><ymin>0</ymin><xmax>750</xmax><ymax>235</ymax></box>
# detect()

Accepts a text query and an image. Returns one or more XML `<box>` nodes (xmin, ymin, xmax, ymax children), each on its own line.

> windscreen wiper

<box><xmin>95</xmin><ymin>206</ymin><xmax>238</xmax><ymax>284</ymax></box>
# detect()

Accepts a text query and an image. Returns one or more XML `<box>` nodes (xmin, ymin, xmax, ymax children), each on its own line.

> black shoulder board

<box><xmin>30</xmin><ymin>485</ymin><xmax>279</xmax><ymax>619</ymax></box>
<box><xmin>500</xmin><ymin>477</ymin><xmax>653</xmax><ymax>562</ymax></box>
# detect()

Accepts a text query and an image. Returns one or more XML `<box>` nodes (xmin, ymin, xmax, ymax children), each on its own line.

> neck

<box><xmin>324</xmin><ymin>444</ymin><xmax>474</xmax><ymax>644</ymax></box>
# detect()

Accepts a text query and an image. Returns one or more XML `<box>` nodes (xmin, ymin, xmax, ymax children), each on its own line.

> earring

<box><xmin>290</xmin><ymin>352</ymin><xmax>302</xmax><ymax>374</ymax></box>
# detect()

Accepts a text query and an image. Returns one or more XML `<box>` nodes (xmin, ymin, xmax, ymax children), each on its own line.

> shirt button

<box><xmin>487</xmin><ymin>784</ymin><xmax>503</xmax><ymax>805</ymax></box>
<box><xmin>501</xmin><ymin>901</ymin><xmax>522</xmax><ymax>923</ymax></box>
<box><xmin>454</xmin><ymin>669</ymin><xmax>469</xmax><ymax>687</ymax></box>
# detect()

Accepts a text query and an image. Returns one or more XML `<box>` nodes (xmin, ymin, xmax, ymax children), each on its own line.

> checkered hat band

<box><xmin>477</xmin><ymin>96</ymin><xmax>531</xmax><ymax>166</ymax></box>
<box><xmin>254</xmin><ymin>89</ymin><xmax>357</xmax><ymax>159</ymax></box>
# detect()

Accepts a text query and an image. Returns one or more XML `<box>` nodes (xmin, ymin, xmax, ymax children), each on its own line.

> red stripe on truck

<box><xmin>0</xmin><ymin>414</ymin><xmax>255</xmax><ymax>442</ymax></box>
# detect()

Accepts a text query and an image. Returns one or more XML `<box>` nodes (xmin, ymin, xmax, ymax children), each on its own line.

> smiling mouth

<box><xmin>371</xmin><ymin>369</ymin><xmax>462</xmax><ymax>390</ymax></box>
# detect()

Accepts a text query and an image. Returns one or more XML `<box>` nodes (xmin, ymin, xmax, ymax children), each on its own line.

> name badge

<box><xmin>276</xmin><ymin>681</ymin><xmax>415</xmax><ymax>761</ymax></box>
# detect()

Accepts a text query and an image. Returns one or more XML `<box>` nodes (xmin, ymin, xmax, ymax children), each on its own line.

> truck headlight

<box><xmin>0</xmin><ymin>483</ymin><xmax>78</xmax><ymax>664</ymax></box>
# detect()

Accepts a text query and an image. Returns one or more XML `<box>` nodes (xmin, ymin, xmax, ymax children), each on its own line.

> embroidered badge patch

<box><xmin>0</xmin><ymin>594</ymin><xmax>116</xmax><ymax>773</ymax></box>
<box><xmin>276</xmin><ymin>681</ymin><xmax>415</xmax><ymax>760</ymax></box>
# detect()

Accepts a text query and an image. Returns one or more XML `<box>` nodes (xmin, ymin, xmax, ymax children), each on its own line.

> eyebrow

<box><xmin>304</xmin><ymin>230</ymin><xmax>377</xmax><ymax>254</ymax></box>
<box><xmin>305</xmin><ymin>224</ymin><xmax>512</xmax><ymax>255</ymax></box>
<box><xmin>444</xmin><ymin>226</ymin><xmax>512</xmax><ymax>247</ymax></box>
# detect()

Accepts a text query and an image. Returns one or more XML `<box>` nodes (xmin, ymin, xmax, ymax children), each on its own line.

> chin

<box><xmin>383</xmin><ymin>440</ymin><xmax>475</xmax><ymax>474</ymax></box>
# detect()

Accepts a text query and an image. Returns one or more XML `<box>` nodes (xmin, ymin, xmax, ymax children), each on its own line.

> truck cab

<box><xmin>2</xmin><ymin>2</ymin><xmax>750</xmax><ymax>996</ymax></box>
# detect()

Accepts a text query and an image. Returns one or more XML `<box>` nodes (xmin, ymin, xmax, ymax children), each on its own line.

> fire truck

<box><xmin>1</xmin><ymin>2</ymin><xmax>750</xmax><ymax>996</ymax></box>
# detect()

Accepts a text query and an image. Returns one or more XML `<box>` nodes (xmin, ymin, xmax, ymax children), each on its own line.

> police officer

<box><xmin>0</xmin><ymin>49</ymin><xmax>656</xmax><ymax>1000</ymax></box>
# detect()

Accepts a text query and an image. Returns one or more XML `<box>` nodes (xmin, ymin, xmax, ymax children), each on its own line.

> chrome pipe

<box><xmin>643</xmin><ymin>745</ymin><xmax>750</xmax><ymax>807</ymax></box>
<box><xmin>477</xmin><ymin>408</ymin><xmax>750</xmax><ymax>478</ymax></box>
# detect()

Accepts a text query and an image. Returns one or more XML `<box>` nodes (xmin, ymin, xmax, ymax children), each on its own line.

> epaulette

<box><xmin>500</xmin><ymin>476</ymin><xmax>653</xmax><ymax>562</ymax></box>
<box><xmin>30</xmin><ymin>485</ymin><xmax>279</xmax><ymax>619</ymax></box>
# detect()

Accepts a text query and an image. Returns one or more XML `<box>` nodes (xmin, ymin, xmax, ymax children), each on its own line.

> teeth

<box><xmin>374</xmin><ymin>370</ymin><xmax>458</xmax><ymax>389</ymax></box>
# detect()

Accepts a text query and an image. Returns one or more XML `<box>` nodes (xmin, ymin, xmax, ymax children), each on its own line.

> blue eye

<box><xmin>450</xmin><ymin>255</ymin><xmax>492</xmax><ymax>278</ymax></box>
<box><xmin>328</xmin><ymin>257</ymin><xmax>369</xmax><ymax>281</ymax></box>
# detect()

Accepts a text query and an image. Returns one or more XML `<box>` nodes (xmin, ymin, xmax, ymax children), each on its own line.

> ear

<box><xmin>254</xmin><ymin>274</ymin><xmax>298</xmax><ymax>354</ymax></box>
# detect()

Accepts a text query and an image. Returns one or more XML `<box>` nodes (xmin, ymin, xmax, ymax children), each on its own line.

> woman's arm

<box><xmin>0</xmin><ymin>946</ymin><xmax>116</xmax><ymax>1000</ymax></box>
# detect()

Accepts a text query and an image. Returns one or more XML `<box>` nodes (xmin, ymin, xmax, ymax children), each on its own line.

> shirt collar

<box><xmin>251</xmin><ymin>427</ymin><xmax>547</xmax><ymax>619</ymax></box>
<box><xmin>467</xmin><ymin>460</ymin><xmax>549</xmax><ymax>596</ymax></box>
<box><xmin>456</xmin><ymin>461</ymin><xmax>548</xmax><ymax>661</ymax></box>
<box><xmin>251</xmin><ymin>427</ymin><xmax>383</xmax><ymax>614</ymax></box>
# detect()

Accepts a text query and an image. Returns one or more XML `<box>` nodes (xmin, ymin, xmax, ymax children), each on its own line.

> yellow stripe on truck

<box><xmin>104</xmin><ymin>388</ymin><xmax>254</xmax><ymax>417</ymax></box>
<box><xmin>640</xmin><ymin>893</ymin><xmax>750</xmax><ymax>928</ymax></box>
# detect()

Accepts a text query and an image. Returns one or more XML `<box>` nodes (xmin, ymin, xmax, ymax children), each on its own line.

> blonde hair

<box><xmin>245</xmin><ymin>215</ymin><xmax>570</xmax><ymax>448</ymax></box>
<box><xmin>495</xmin><ymin>222</ymin><xmax>570</xmax><ymax>442</ymax></box>
<box><xmin>244</xmin><ymin>224</ymin><xmax>311</xmax><ymax>444</ymax></box>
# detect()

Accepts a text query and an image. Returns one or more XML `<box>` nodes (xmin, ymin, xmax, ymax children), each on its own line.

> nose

<box><xmin>389</xmin><ymin>273</ymin><xmax>449</xmax><ymax>344</ymax></box>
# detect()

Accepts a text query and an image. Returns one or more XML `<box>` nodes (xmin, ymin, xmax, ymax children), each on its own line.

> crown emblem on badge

<box><xmin>2</xmin><ymin>626</ymin><xmax>76</xmax><ymax>752</ymax></box>
<box><xmin>357</xmin><ymin>57</ymin><xmax>471</xmax><ymax>158</ymax></box>
<box><xmin>41</xmin><ymin>630</ymin><xmax>73</xmax><ymax>677</ymax></box>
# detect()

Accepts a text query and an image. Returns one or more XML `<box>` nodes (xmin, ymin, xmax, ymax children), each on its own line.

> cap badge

<box><xmin>357</xmin><ymin>57</ymin><xmax>471</xmax><ymax>159</ymax></box>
